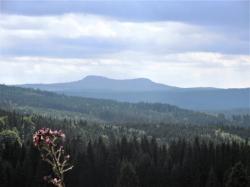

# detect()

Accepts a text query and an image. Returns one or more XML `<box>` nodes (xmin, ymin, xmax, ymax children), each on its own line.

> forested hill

<box><xmin>19</xmin><ymin>75</ymin><xmax>250</xmax><ymax>111</ymax></box>
<box><xmin>0</xmin><ymin>84</ymin><xmax>230</xmax><ymax>126</ymax></box>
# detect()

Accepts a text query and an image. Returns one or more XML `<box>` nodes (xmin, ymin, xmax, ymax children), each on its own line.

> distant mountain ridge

<box><xmin>18</xmin><ymin>75</ymin><xmax>250</xmax><ymax>111</ymax></box>
<box><xmin>21</xmin><ymin>75</ymin><xmax>178</xmax><ymax>92</ymax></box>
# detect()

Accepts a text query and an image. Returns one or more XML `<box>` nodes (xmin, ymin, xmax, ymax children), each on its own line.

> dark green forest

<box><xmin>0</xmin><ymin>85</ymin><xmax>249</xmax><ymax>127</ymax></box>
<box><xmin>0</xmin><ymin>85</ymin><xmax>250</xmax><ymax>187</ymax></box>
<box><xmin>0</xmin><ymin>108</ymin><xmax>250</xmax><ymax>187</ymax></box>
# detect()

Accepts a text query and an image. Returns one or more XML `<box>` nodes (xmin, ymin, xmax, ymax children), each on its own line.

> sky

<box><xmin>0</xmin><ymin>0</ymin><xmax>249</xmax><ymax>88</ymax></box>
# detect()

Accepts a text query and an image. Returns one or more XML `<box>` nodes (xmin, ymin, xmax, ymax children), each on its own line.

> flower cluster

<box><xmin>33</xmin><ymin>128</ymin><xmax>73</xmax><ymax>187</ymax></box>
<box><xmin>33</xmin><ymin>128</ymin><xmax>65</xmax><ymax>147</ymax></box>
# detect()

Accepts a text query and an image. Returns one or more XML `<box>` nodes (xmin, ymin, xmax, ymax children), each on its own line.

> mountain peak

<box><xmin>82</xmin><ymin>75</ymin><xmax>152</xmax><ymax>82</ymax></box>
<box><xmin>74</xmin><ymin>75</ymin><xmax>173</xmax><ymax>91</ymax></box>
<box><xmin>20</xmin><ymin>75</ymin><xmax>177</xmax><ymax>92</ymax></box>
<box><xmin>82</xmin><ymin>75</ymin><xmax>108</xmax><ymax>80</ymax></box>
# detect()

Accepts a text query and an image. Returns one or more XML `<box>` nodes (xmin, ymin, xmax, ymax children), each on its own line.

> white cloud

<box><xmin>0</xmin><ymin>13</ymin><xmax>235</xmax><ymax>53</ymax></box>
<box><xmin>0</xmin><ymin>13</ymin><xmax>249</xmax><ymax>88</ymax></box>
<box><xmin>0</xmin><ymin>52</ymin><xmax>249</xmax><ymax>88</ymax></box>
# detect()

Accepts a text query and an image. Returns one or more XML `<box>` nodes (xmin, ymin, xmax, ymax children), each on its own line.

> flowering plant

<box><xmin>33</xmin><ymin>128</ymin><xmax>73</xmax><ymax>187</ymax></box>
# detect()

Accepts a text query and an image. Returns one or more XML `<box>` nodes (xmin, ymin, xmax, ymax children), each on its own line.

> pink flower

<box><xmin>51</xmin><ymin>177</ymin><xmax>61</xmax><ymax>185</ymax></box>
<box><xmin>45</xmin><ymin>137</ymin><xmax>52</xmax><ymax>146</ymax></box>
<box><xmin>33</xmin><ymin>128</ymin><xmax>66</xmax><ymax>148</ymax></box>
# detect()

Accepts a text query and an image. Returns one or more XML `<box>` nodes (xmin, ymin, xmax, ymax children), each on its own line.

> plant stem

<box><xmin>50</xmin><ymin>146</ymin><xmax>64</xmax><ymax>181</ymax></box>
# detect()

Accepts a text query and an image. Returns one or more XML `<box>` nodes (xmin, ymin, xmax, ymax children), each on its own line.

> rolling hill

<box><xmin>0</xmin><ymin>84</ymin><xmax>230</xmax><ymax>126</ymax></box>
<box><xmin>19</xmin><ymin>75</ymin><xmax>250</xmax><ymax>111</ymax></box>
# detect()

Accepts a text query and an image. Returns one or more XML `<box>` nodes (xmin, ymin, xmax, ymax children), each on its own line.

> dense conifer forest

<box><xmin>0</xmin><ymin>107</ymin><xmax>250</xmax><ymax>187</ymax></box>
<box><xmin>0</xmin><ymin>86</ymin><xmax>249</xmax><ymax>187</ymax></box>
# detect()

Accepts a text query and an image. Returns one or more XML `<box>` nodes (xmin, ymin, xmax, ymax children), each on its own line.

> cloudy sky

<box><xmin>0</xmin><ymin>0</ymin><xmax>249</xmax><ymax>88</ymax></box>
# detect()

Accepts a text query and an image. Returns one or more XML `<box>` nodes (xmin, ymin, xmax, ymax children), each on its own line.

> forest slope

<box><xmin>0</xmin><ymin>84</ymin><xmax>231</xmax><ymax>126</ymax></box>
